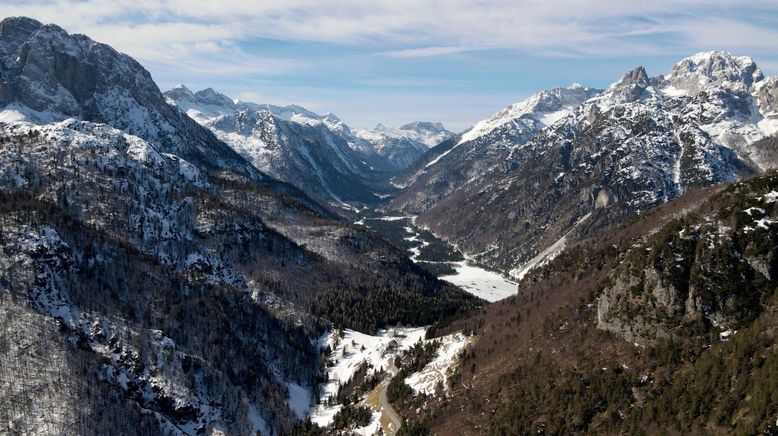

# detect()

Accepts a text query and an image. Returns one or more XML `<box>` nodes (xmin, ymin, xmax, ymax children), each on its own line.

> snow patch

<box><xmin>539</xmin><ymin>107</ymin><xmax>573</xmax><ymax>127</ymax></box>
<box><xmin>440</xmin><ymin>262</ymin><xmax>517</xmax><ymax>302</ymax></box>
<box><xmin>404</xmin><ymin>332</ymin><xmax>472</xmax><ymax>396</ymax></box>
<box><xmin>287</xmin><ymin>383</ymin><xmax>312</xmax><ymax>420</ymax></box>
<box><xmin>510</xmin><ymin>212</ymin><xmax>592</xmax><ymax>281</ymax></box>
<box><xmin>754</xmin><ymin>217</ymin><xmax>776</xmax><ymax>230</ymax></box>
<box><xmin>352</xmin><ymin>411</ymin><xmax>382</xmax><ymax>436</ymax></box>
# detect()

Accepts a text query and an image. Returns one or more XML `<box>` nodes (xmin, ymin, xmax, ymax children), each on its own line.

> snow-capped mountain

<box><xmin>458</xmin><ymin>83</ymin><xmax>601</xmax><ymax>145</ymax></box>
<box><xmin>664</xmin><ymin>50</ymin><xmax>763</xmax><ymax>95</ymax></box>
<box><xmin>165</xmin><ymin>85</ymin><xmax>380</xmax><ymax>206</ymax></box>
<box><xmin>390</xmin><ymin>83</ymin><xmax>601</xmax><ymax>211</ymax></box>
<box><xmin>0</xmin><ymin>17</ymin><xmax>258</xmax><ymax>178</ymax></box>
<box><xmin>387</xmin><ymin>121</ymin><xmax>454</xmax><ymax>147</ymax></box>
<box><xmin>166</xmin><ymin>86</ymin><xmax>451</xmax><ymax>201</ymax></box>
<box><xmin>349</xmin><ymin>121</ymin><xmax>454</xmax><ymax>170</ymax></box>
<box><xmin>398</xmin><ymin>51</ymin><xmax>778</xmax><ymax>274</ymax></box>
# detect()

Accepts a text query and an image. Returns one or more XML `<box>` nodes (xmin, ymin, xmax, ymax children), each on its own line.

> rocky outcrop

<box><xmin>605</xmin><ymin>66</ymin><xmax>650</xmax><ymax>104</ymax></box>
<box><xmin>666</xmin><ymin>50</ymin><xmax>763</xmax><ymax>94</ymax></box>
<box><xmin>597</xmin><ymin>173</ymin><xmax>778</xmax><ymax>343</ymax></box>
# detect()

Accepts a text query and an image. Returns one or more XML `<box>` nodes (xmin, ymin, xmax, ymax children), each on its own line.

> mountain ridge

<box><xmin>392</xmin><ymin>50</ymin><xmax>778</xmax><ymax>278</ymax></box>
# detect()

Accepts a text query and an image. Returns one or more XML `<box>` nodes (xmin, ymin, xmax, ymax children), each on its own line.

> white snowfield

<box><xmin>397</xmin><ymin>217</ymin><xmax>517</xmax><ymax>302</ymax></box>
<box><xmin>404</xmin><ymin>332</ymin><xmax>472</xmax><ymax>396</ymax></box>
<box><xmin>354</xmin><ymin>122</ymin><xmax>452</xmax><ymax>149</ymax></box>
<box><xmin>310</xmin><ymin>327</ymin><xmax>427</xmax><ymax>427</ymax></box>
<box><xmin>440</xmin><ymin>261</ymin><xmax>517</xmax><ymax>302</ymax></box>
<box><xmin>286</xmin><ymin>383</ymin><xmax>312</xmax><ymax>421</ymax></box>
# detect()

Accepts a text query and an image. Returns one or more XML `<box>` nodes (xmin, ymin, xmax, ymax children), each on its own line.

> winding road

<box><xmin>378</xmin><ymin>379</ymin><xmax>402</xmax><ymax>434</ymax></box>
<box><xmin>366</xmin><ymin>364</ymin><xmax>402</xmax><ymax>435</ymax></box>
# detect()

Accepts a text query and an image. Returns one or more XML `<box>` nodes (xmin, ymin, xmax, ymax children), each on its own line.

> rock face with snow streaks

<box><xmin>166</xmin><ymin>85</ymin><xmax>453</xmax><ymax>204</ymax></box>
<box><xmin>0</xmin><ymin>17</ymin><xmax>257</xmax><ymax>176</ymax></box>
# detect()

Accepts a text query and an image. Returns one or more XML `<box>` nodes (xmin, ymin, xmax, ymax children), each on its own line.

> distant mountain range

<box><xmin>164</xmin><ymin>85</ymin><xmax>453</xmax><ymax>206</ymax></box>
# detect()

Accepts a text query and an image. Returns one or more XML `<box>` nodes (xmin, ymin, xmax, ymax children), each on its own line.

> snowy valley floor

<box><xmin>355</xmin><ymin>209</ymin><xmax>518</xmax><ymax>302</ymax></box>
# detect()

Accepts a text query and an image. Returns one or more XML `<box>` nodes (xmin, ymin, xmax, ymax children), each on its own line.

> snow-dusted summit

<box><xmin>664</xmin><ymin>50</ymin><xmax>763</xmax><ymax>95</ymax></box>
<box><xmin>350</xmin><ymin>121</ymin><xmax>454</xmax><ymax>170</ymax></box>
<box><xmin>165</xmin><ymin>86</ymin><xmax>380</xmax><ymax>206</ymax></box>
<box><xmin>166</xmin><ymin>85</ymin><xmax>454</xmax><ymax>204</ymax></box>
<box><xmin>458</xmin><ymin>83</ymin><xmax>601</xmax><ymax>144</ymax></box>
<box><xmin>390</xmin><ymin>83</ymin><xmax>601</xmax><ymax>209</ymax></box>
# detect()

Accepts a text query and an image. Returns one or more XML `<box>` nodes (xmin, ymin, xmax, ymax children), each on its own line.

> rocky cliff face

<box><xmin>0</xmin><ymin>17</ymin><xmax>257</xmax><ymax>177</ymax></box>
<box><xmin>597</xmin><ymin>172</ymin><xmax>777</xmax><ymax>344</ymax></box>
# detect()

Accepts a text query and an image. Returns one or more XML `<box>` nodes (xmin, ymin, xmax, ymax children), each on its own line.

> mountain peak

<box><xmin>458</xmin><ymin>84</ymin><xmax>601</xmax><ymax>144</ymax></box>
<box><xmin>0</xmin><ymin>16</ymin><xmax>43</xmax><ymax>33</ymax></box>
<box><xmin>602</xmin><ymin>66</ymin><xmax>650</xmax><ymax>104</ymax></box>
<box><xmin>0</xmin><ymin>17</ymin><xmax>257</xmax><ymax>176</ymax></box>
<box><xmin>666</xmin><ymin>50</ymin><xmax>763</xmax><ymax>94</ymax></box>
<box><xmin>193</xmin><ymin>88</ymin><xmax>234</xmax><ymax>107</ymax></box>
<box><xmin>610</xmin><ymin>66</ymin><xmax>649</xmax><ymax>90</ymax></box>
<box><xmin>0</xmin><ymin>17</ymin><xmax>48</xmax><ymax>63</ymax></box>
<box><xmin>164</xmin><ymin>84</ymin><xmax>195</xmax><ymax>102</ymax></box>
<box><xmin>399</xmin><ymin>121</ymin><xmax>448</xmax><ymax>133</ymax></box>
<box><xmin>322</xmin><ymin>112</ymin><xmax>341</xmax><ymax>123</ymax></box>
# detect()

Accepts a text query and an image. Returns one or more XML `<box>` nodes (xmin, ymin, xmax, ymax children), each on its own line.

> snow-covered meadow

<box><xmin>310</xmin><ymin>327</ymin><xmax>427</xmax><ymax>426</ymax></box>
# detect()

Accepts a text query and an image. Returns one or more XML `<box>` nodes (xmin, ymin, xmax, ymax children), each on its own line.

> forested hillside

<box><xmin>405</xmin><ymin>171</ymin><xmax>777</xmax><ymax>435</ymax></box>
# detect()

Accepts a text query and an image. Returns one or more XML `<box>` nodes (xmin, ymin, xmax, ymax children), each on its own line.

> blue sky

<box><xmin>4</xmin><ymin>0</ymin><xmax>778</xmax><ymax>131</ymax></box>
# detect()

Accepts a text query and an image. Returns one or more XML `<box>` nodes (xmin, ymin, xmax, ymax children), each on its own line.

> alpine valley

<box><xmin>0</xmin><ymin>15</ymin><xmax>776</xmax><ymax>436</ymax></box>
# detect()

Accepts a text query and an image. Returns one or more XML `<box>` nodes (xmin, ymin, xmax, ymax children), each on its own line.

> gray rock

<box><xmin>0</xmin><ymin>17</ymin><xmax>258</xmax><ymax>176</ymax></box>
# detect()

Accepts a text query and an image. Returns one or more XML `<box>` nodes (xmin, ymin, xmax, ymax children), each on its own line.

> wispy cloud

<box><xmin>380</xmin><ymin>46</ymin><xmax>475</xmax><ymax>58</ymax></box>
<box><xmin>4</xmin><ymin>0</ymin><xmax>778</xmax><ymax>130</ymax></box>
<box><xmin>7</xmin><ymin>0</ymin><xmax>778</xmax><ymax>62</ymax></box>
